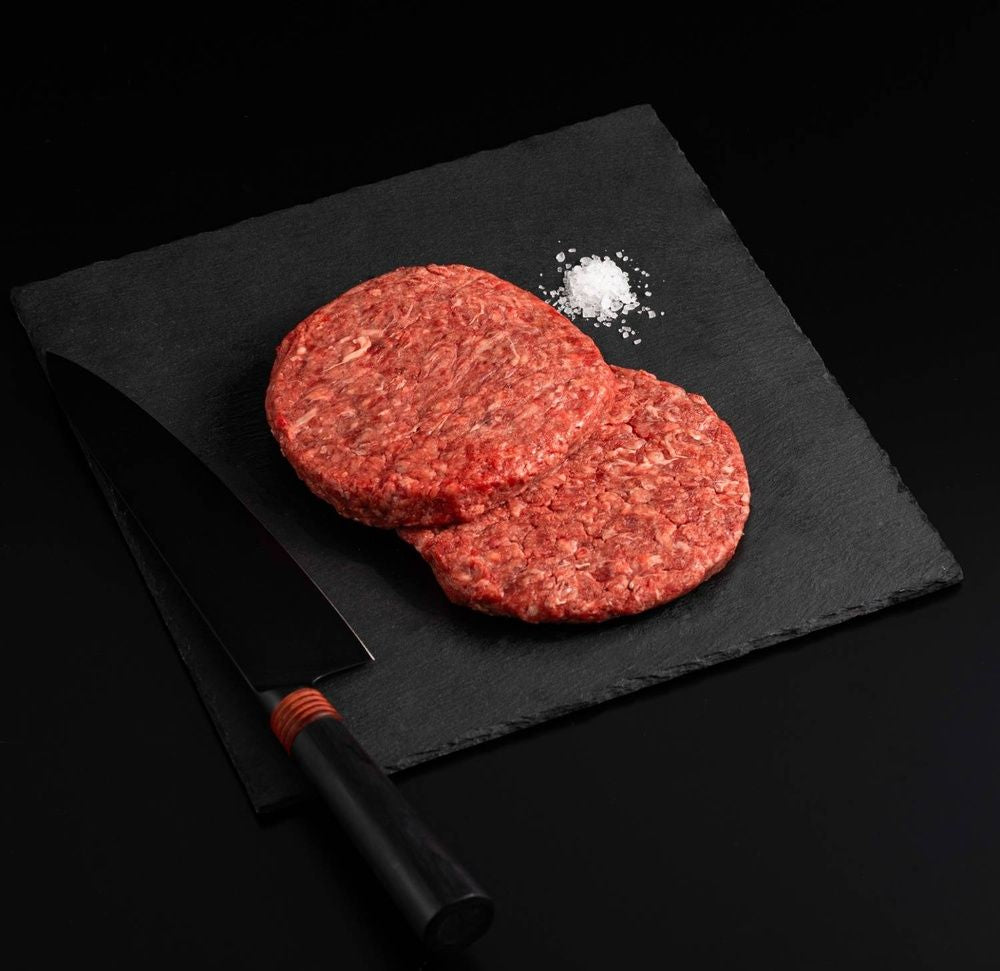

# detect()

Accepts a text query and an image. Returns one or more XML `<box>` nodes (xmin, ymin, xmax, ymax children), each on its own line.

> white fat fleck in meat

<box><xmin>287</xmin><ymin>406</ymin><xmax>319</xmax><ymax>435</ymax></box>
<box><xmin>340</xmin><ymin>334</ymin><xmax>372</xmax><ymax>364</ymax></box>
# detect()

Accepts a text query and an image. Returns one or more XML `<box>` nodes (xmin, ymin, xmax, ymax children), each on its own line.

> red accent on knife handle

<box><xmin>269</xmin><ymin>688</ymin><xmax>340</xmax><ymax>753</ymax></box>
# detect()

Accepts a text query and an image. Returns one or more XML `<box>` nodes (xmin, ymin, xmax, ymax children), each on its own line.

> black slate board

<box><xmin>13</xmin><ymin>106</ymin><xmax>960</xmax><ymax>813</ymax></box>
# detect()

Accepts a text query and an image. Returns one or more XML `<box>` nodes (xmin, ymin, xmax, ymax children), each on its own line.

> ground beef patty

<box><xmin>266</xmin><ymin>265</ymin><xmax>616</xmax><ymax>528</ymax></box>
<box><xmin>402</xmin><ymin>367</ymin><xmax>750</xmax><ymax>622</ymax></box>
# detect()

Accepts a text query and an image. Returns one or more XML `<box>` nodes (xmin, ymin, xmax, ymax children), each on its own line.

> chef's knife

<box><xmin>45</xmin><ymin>353</ymin><xmax>493</xmax><ymax>953</ymax></box>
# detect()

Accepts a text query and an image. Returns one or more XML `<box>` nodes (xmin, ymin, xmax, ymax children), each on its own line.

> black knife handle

<box><xmin>269</xmin><ymin>689</ymin><xmax>493</xmax><ymax>952</ymax></box>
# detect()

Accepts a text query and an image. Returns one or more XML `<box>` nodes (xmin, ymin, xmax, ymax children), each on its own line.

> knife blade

<box><xmin>45</xmin><ymin>353</ymin><xmax>493</xmax><ymax>953</ymax></box>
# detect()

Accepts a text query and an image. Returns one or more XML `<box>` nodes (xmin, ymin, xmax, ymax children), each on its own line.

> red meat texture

<box><xmin>402</xmin><ymin>367</ymin><xmax>751</xmax><ymax>622</ymax></box>
<box><xmin>266</xmin><ymin>265</ymin><xmax>616</xmax><ymax>528</ymax></box>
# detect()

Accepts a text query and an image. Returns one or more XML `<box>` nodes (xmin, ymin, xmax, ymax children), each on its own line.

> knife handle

<box><xmin>269</xmin><ymin>688</ymin><xmax>493</xmax><ymax>953</ymax></box>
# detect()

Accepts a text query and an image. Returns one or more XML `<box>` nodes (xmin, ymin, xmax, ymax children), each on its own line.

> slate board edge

<box><xmin>661</xmin><ymin>122</ymin><xmax>964</xmax><ymax>592</ymax></box>
<box><xmin>379</xmin><ymin>563</ymin><xmax>962</xmax><ymax>775</ymax></box>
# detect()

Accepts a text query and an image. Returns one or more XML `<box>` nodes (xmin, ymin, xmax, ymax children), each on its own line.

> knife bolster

<box><xmin>269</xmin><ymin>687</ymin><xmax>341</xmax><ymax>753</ymax></box>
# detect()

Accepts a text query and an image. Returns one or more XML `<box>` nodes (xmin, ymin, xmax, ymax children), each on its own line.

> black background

<box><xmin>6</xmin><ymin>4</ymin><xmax>998</xmax><ymax>969</ymax></box>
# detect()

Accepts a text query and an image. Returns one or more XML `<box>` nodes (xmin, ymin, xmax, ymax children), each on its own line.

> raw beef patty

<box><xmin>266</xmin><ymin>265</ymin><xmax>616</xmax><ymax>528</ymax></box>
<box><xmin>402</xmin><ymin>367</ymin><xmax>750</xmax><ymax>622</ymax></box>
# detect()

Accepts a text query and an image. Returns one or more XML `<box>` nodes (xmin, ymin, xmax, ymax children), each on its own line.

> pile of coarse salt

<box><xmin>540</xmin><ymin>248</ymin><xmax>657</xmax><ymax>345</ymax></box>
<box><xmin>558</xmin><ymin>255</ymin><xmax>638</xmax><ymax>322</ymax></box>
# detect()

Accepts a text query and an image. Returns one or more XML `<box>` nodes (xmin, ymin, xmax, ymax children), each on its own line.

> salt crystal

<box><xmin>634</xmin><ymin>338</ymin><xmax>642</xmax><ymax>345</ymax></box>
<box><xmin>553</xmin><ymin>255</ymin><xmax>640</xmax><ymax>323</ymax></box>
<box><xmin>540</xmin><ymin>245</ymin><xmax>663</xmax><ymax>338</ymax></box>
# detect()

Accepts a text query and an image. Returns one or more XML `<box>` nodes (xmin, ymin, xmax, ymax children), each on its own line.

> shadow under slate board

<box><xmin>13</xmin><ymin>106</ymin><xmax>961</xmax><ymax>813</ymax></box>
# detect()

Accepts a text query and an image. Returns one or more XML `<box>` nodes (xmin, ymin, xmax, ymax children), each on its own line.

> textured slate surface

<box><xmin>13</xmin><ymin>106</ymin><xmax>960</xmax><ymax>812</ymax></box>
